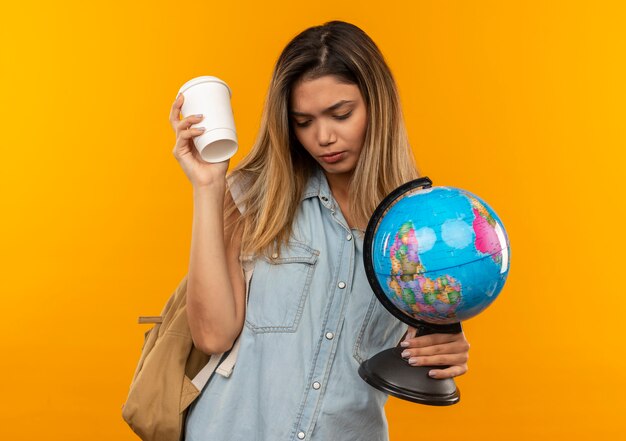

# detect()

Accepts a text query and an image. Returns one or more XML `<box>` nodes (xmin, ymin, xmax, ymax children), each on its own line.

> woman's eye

<box><xmin>294</xmin><ymin>111</ymin><xmax>352</xmax><ymax>128</ymax></box>
<box><xmin>334</xmin><ymin>111</ymin><xmax>352</xmax><ymax>120</ymax></box>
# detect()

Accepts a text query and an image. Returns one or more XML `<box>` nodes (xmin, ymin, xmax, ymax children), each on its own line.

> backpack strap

<box><xmin>190</xmin><ymin>350</ymin><xmax>222</xmax><ymax>390</ymax></box>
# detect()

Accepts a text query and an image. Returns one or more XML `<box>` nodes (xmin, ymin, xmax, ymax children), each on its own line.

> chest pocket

<box><xmin>245</xmin><ymin>241</ymin><xmax>319</xmax><ymax>333</ymax></box>
<box><xmin>353</xmin><ymin>292</ymin><xmax>407</xmax><ymax>364</ymax></box>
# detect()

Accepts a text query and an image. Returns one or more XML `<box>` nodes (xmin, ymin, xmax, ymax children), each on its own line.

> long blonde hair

<box><xmin>226</xmin><ymin>20</ymin><xmax>421</xmax><ymax>258</ymax></box>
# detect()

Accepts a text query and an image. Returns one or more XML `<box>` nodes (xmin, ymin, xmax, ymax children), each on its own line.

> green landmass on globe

<box><xmin>388</xmin><ymin>221</ymin><xmax>463</xmax><ymax>322</ymax></box>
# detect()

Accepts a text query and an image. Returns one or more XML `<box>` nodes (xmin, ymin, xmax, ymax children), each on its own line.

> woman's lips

<box><xmin>320</xmin><ymin>152</ymin><xmax>345</xmax><ymax>164</ymax></box>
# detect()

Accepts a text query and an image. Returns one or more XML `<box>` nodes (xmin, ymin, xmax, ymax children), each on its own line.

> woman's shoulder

<box><xmin>226</xmin><ymin>170</ymin><xmax>255</xmax><ymax>215</ymax></box>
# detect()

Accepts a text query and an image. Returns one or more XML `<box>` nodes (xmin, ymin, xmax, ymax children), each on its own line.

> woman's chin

<box><xmin>316</xmin><ymin>157</ymin><xmax>356</xmax><ymax>176</ymax></box>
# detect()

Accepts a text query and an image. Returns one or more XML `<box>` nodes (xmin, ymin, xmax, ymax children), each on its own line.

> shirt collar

<box><xmin>301</xmin><ymin>166</ymin><xmax>335</xmax><ymax>211</ymax></box>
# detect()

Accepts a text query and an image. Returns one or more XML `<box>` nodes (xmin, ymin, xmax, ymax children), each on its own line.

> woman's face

<box><xmin>289</xmin><ymin>75</ymin><xmax>368</xmax><ymax>178</ymax></box>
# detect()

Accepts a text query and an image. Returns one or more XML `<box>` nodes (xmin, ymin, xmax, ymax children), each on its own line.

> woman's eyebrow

<box><xmin>289</xmin><ymin>100</ymin><xmax>355</xmax><ymax>116</ymax></box>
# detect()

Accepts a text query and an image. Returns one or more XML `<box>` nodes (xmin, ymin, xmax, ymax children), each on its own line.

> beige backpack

<box><xmin>121</xmin><ymin>264</ymin><xmax>253</xmax><ymax>441</ymax></box>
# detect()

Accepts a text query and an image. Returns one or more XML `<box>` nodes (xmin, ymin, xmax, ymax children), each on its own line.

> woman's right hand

<box><xmin>170</xmin><ymin>93</ymin><xmax>229</xmax><ymax>188</ymax></box>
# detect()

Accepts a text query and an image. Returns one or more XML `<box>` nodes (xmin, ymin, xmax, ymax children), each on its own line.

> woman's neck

<box><xmin>324</xmin><ymin>171</ymin><xmax>355</xmax><ymax>228</ymax></box>
<box><xmin>325</xmin><ymin>172</ymin><xmax>350</xmax><ymax>200</ymax></box>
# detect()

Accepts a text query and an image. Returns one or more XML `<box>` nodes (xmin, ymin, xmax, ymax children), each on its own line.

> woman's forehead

<box><xmin>290</xmin><ymin>76</ymin><xmax>362</xmax><ymax>112</ymax></box>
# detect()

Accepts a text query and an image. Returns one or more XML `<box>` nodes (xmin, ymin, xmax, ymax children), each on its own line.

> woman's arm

<box><xmin>186</xmin><ymin>180</ymin><xmax>246</xmax><ymax>355</ymax></box>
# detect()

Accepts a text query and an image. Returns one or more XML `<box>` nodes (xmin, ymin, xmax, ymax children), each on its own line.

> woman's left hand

<box><xmin>399</xmin><ymin>326</ymin><xmax>470</xmax><ymax>379</ymax></box>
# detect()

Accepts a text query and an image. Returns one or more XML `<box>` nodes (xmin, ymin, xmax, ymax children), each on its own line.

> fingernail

<box><xmin>408</xmin><ymin>357</ymin><xmax>419</xmax><ymax>365</ymax></box>
<box><xmin>177</xmin><ymin>92</ymin><xmax>182</xmax><ymax>99</ymax></box>
<box><xmin>428</xmin><ymin>371</ymin><xmax>436</xmax><ymax>377</ymax></box>
<box><xmin>400</xmin><ymin>341</ymin><xmax>409</xmax><ymax>347</ymax></box>
<box><xmin>401</xmin><ymin>350</ymin><xmax>410</xmax><ymax>358</ymax></box>
<box><xmin>194</xmin><ymin>114</ymin><xmax>203</xmax><ymax>118</ymax></box>
<box><xmin>196</xmin><ymin>127</ymin><xmax>205</xmax><ymax>131</ymax></box>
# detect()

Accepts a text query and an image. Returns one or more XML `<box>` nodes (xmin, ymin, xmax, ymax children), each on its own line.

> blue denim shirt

<box><xmin>185</xmin><ymin>167</ymin><xmax>408</xmax><ymax>441</ymax></box>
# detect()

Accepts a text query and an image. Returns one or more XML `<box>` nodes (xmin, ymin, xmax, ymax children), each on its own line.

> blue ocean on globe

<box><xmin>370</xmin><ymin>186</ymin><xmax>510</xmax><ymax>324</ymax></box>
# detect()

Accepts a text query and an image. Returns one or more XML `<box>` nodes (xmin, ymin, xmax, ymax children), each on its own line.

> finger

<box><xmin>176</xmin><ymin>115</ymin><xmax>205</xmax><ymax>132</ymax></box>
<box><xmin>405</xmin><ymin>326</ymin><xmax>417</xmax><ymax>340</ymax></box>
<box><xmin>408</xmin><ymin>352</ymin><xmax>468</xmax><ymax>367</ymax></box>
<box><xmin>401</xmin><ymin>340</ymin><xmax>470</xmax><ymax>358</ymax></box>
<box><xmin>427</xmin><ymin>364</ymin><xmax>468</xmax><ymax>380</ymax></box>
<box><xmin>177</xmin><ymin>126</ymin><xmax>206</xmax><ymax>141</ymax></box>
<box><xmin>169</xmin><ymin>93</ymin><xmax>184</xmax><ymax>129</ymax></box>
<box><xmin>172</xmin><ymin>128</ymin><xmax>205</xmax><ymax>158</ymax></box>
<box><xmin>404</xmin><ymin>332</ymin><xmax>463</xmax><ymax>348</ymax></box>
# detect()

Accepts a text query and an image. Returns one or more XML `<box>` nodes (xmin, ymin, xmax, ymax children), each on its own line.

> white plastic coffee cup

<box><xmin>177</xmin><ymin>76</ymin><xmax>238</xmax><ymax>163</ymax></box>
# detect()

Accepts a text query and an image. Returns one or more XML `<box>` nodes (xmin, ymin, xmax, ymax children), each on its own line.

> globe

<box><xmin>365</xmin><ymin>177</ymin><xmax>510</xmax><ymax>326</ymax></box>
<box><xmin>359</xmin><ymin>177</ymin><xmax>511</xmax><ymax>406</ymax></box>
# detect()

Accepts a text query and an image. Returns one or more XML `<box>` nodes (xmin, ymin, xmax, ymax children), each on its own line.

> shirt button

<box><xmin>325</xmin><ymin>332</ymin><xmax>334</xmax><ymax>340</ymax></box>
<box><xmin>321</xmin><ymin>196</ymin><xmax>328</xmax><ymax>202</ymax></box>
<box><xmin>346</xmin><ymin>234</ymin><xmax>352</xmax><ymax>241</ymax></box>
<box><xmin>338</xmin><ymin>281</ymin><xmax>346</xmax><ymax>289</ymax></box>
<box><xmin>312</xmin><ymin>381</ymin><xmax>321</xmax><ymax>390</ymax></box>
<box><xmin>297</xmin><ymin>431</ymin><xmax>306</xmax><ymax>439</ymax></box>
<box><xmin>271</xmin><ymin>252</ymin><xmax>278</xmax><ymax>259</ymax></box>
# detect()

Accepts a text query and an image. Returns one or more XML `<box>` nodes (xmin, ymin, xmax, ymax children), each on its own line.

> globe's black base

<box><xmin>358</xmin><ymin>346</ymin><xmax>460</xmax><ymax>406</ymax></box>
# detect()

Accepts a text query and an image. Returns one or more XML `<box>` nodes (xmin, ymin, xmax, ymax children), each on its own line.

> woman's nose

<box><xmin>317</xmin><ymin>123</ymin><xmax>336</xmax><ymax>146</ymax></box>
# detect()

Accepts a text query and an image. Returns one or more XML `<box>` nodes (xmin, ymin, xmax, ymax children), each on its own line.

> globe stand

<box><xmin>357</xmin><ymin>321</ymin><xmax>462</xmax><ymax>406</ymax></box>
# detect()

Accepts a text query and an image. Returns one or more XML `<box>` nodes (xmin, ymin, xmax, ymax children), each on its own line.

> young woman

<box><xmin>170</xmin><ymin>20</ymin><xmax>470</xmax><ymax>441</ymax></box>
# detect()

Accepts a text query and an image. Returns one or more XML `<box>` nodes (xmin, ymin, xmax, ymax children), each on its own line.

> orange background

<box><xmin>1</xmin><ymin>1</ymin><xmax>624</xmax><ymax>440</ymax></box>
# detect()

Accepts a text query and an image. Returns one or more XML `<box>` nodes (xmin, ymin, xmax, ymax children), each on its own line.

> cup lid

<box><xmin>177</xmin><ymin>76</ymin><xmax>232</xmax><ymax>97</ymax></box>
